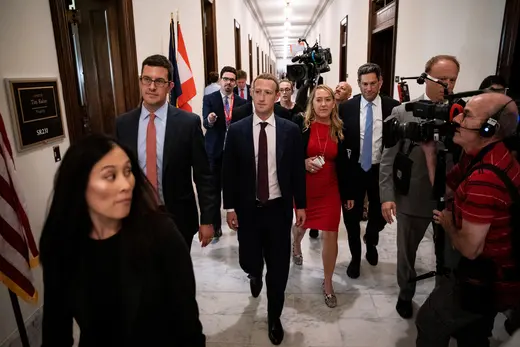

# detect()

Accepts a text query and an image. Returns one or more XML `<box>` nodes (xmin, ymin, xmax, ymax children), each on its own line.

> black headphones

<box><xmin>479</xmin><ymin>99</ymin><xmax>515</xmax><ymax>137</ymax></box>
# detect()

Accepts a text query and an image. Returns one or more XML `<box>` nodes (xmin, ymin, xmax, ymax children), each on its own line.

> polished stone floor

<box><xmin>189</xmin><ymin>219</ymin><xmax>512</xmax><ymax>347</ymax></box>
<box><xmin>69</xmin><ymin>218</ymin><xmax>514</xmax><ymax>347</ymax></box>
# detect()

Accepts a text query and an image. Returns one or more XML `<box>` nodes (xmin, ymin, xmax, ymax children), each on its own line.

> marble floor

<box><xmin>189</xmin><ymin>218</ymin><xmax>513</xmax><ymax>347</ymax></box>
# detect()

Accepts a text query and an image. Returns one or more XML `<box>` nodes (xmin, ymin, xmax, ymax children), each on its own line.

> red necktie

<box><xmin>146</xmin><ymin>113</ymin><xmax>158</xmax><ymax>191</ymax></box>
<box><xmin>240</xmin><ymin>89</ymin><xmax>245</xmax><ymax>99</ymax></box>
<box><xmin>257</xmin><ymin>122</ymin><xmax>269</xmax><ymax>203</ymax></box>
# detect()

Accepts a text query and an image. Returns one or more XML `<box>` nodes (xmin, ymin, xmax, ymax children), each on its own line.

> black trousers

<box><xmin>342</xmin><ymin>163</ymin><xmax>386</xmax><ymax>261</ymax></box>
<box><xmin>209</xmin><ymin>155</ymin><xmax>223</xmax><ymax>232</ymax></box>
<box><xmin>237</xmin><ymin>199</ymin><xmax>292</xmax><ymax>320</ymax></box>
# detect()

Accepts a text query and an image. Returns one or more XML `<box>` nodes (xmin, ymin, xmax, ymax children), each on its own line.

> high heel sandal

<box><xmin>322</xmin><ymin>281</ymin><xmax>337</xmax><ymax>308</ymax></box>
<box><xmin>291</xmin><ymin>226</ymin><xmax>303</xmax><ymax>265</ymax></box>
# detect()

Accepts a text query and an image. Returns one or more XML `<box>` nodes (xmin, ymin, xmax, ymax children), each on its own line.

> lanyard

<box><xmin>224</xmin><ymin>95</ymin><xmax>234</xmax><ymax>128</ymax></box>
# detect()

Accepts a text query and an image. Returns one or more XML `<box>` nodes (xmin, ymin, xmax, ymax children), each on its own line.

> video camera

<box><xmin>384</xmin><ymin>73</ymin><xmax>484</xmax><ymax>148</ymax></box>
<box><xmin>286</xmin><ymin>38</ymin><xmax>332</xmax><ymax>87</ymax></box>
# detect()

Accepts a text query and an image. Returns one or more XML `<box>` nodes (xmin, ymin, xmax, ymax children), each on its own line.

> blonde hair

<box><xmin>304</xmin><ymin>85</ymin><xmax>344</xmax><ymax>142</ymax></box>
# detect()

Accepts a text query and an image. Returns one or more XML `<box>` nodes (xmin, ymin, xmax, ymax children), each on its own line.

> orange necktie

<box><xmin>240</xmin><ymin>89</ymin><xmax>245</xmax><ymax>99</ymax></box>
<box><xmin>146</xmin><ymin>113</ymin><xmax>158</xmax><ymax>191</ymax></box>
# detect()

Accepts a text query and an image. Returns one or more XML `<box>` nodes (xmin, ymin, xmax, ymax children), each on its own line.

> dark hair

<box><xmin>425</xmin><ymin>55</ymin><xmax>460</xmax><ymax>74</ymax></box>
<box><xmin>208</xmin><ymin>71</ymin><xmax>219</xmax><ymax>83</ymax></box>
<box><xmin>479</xmin><ymin>75</ymin><xmax>507</xmax><ymax>90</ymax></box>
<box><xmin>236</xmin><ymin>69</ymin><xmax>247</xmax><ymax>80</ymax></box>
<box><xmin>357</xmin><ymin>63</ymin><xmax>382</xmax><ymax>81</ymax></box>
<box><xmin>220</xmin><ymin>66</ymin><xmax>237</xmax><ymax>79</ymax></box>
<box><xmin>40</xmin><ymin>134</ymin><xmax>159</xmax><ymax>275</ymax></box>
<box><xmin>141</xmin><ymin>54</ymin><xmax>173</xmax><ymax>81</ymax></box>
<box><xmin>253</xmin><ymin>73</ymin><xmax>280</xmax><ymax>92</ymax></box>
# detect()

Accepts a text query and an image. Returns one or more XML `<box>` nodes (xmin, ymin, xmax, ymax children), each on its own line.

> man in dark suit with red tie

<box><xmin>233</xmin><ymin>69</ymin><xmax>252</xmax><ymax>102</ymax></box>
<box><xmin>339</xmin><ymin>63</ymin><xmax>400</xmax><ymax>279</ymax></box>
<box><xmin>116</xmin><ymin>54</ymin><xmax>217</xmax><ymax>249</ymax></box>
<box><xmin>202</xmin><ymin>66</ymin><xmax>247</xmax><ymax>238</ymax></box>
<box><xmin>222</xmin><ymin>74</ymin><xmax>306</xmax><ymax>345</ymax></box>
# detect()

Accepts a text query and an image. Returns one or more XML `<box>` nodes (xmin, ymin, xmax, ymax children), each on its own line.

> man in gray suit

<box><xmin>379</xmin><ymin>55</ymin><xmax>460</xmax><ymax>319</ymax></box>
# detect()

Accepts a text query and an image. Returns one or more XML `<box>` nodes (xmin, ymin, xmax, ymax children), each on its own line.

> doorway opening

<box><xmin>367</xmin><ymin>0</ymin><xmax>399</xmax><ymax>97</ymax></box>
<box><xmin>256</xmin><ymin>44</ymin><xmax>260</xmax><ymax>76</ymax></box>
<box><xmin>49</xmin><ymin>0</ymin><xmax>139</xmax><ymax>142</ymax></box>
<box><xmin>201</xmin><ymin>0</ymin><xmax>218</xmax><ymax>86</ymax></box>
<box><xmin>234</xmin><ymin>20</ymin><xmax>242</xmax><ymax>70</ymax></box>
<box><xmin>339</xmin><ymin>16</ymin><xmax>348</xmax><ymax>81</ymax></box>
<box><xmin>249</xmin><ymin>36</ymin><xmax>253</xmax><ymax>83</ymax></box>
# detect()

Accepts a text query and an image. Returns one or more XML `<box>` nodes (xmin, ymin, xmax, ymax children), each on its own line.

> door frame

<box><xmin>49</xmin><ymin>0</ymin><xmax>139</xmax><ymax>143</ymax></box>
<box><xmin>366</xmin><ymin>0</ymin><xmax>399</xmax><ymax>98</ymax></box>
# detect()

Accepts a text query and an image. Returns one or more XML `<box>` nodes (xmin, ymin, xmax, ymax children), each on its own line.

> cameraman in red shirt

<box><xmin>416</xmin><ymin>92</ymin><xmax>520</xmax><ymax>346</ymax></box>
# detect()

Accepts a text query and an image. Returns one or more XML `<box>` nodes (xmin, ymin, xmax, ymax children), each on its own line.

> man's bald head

<box><xmin>469</xmin><ymin>93</ymin><xmax>518</xmax><ymax>139</ymax></box>
<box><xmin>335</xmin><ymin>82</ymin><xmax>352</xmax><ymax>103</ymax></box>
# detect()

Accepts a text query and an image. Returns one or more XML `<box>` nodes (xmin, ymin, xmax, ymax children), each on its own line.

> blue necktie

<box><xmin>224</xmin><ymin>96</ymin><xmax>230</xmax><ymax>128</ymax></box>
<box><xmin>361</xmin><ymin>102</ymin><xmax>373</xmax><ymax>172</ymax></box>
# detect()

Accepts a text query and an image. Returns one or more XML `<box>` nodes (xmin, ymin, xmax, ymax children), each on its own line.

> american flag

<box><xmin>0</xmin><ymin>113</ymin><xmax>39</xmax><ymax>303</ymax></box>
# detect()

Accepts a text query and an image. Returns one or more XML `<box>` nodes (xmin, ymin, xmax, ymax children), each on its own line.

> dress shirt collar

<box><xmin>140</xmin><ymin>101</ymin><xmax>168</xmax><ymax>121</ymax></box>
<box><xmin>361</xmin><ymin>94</ymin><xmax>381</xmax><ymax>108</ymax></box>
<box><xmin>253</xmin><ymin>112</ymin><xmax>276</xmax><ymax>128</ymax></box>
<box><xmin>220</xmin><ymin>90</ymin><xmax>233</xmax><ymax>100</ymax></box>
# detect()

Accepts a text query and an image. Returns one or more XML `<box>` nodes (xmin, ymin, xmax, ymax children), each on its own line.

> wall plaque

<box><xmin>5</xmin><ymin>78</ymin><xmax>65</xmax><ymax>152</ymax></box>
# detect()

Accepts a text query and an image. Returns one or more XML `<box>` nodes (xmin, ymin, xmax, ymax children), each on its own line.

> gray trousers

<box><xmin>396</xmin><ymin>212</ymin><xmax>431</xmax><ymax>301</ymax></box>
<box><xmin>416</xmin><ymin>277</ymin><xmax>495</xmax><ymax>347</ymax></box>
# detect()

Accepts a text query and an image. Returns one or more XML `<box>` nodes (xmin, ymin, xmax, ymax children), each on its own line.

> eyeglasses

<box><xmin>252</xmin><ymin>89</ymin><xmax>275</xmax><ymax>96</ymax></box>
<box><xmin>280</xmin><ymin>88</ymin><xmax>292</xmax><ymax>93</ymax></box>
<box><xmin>140</xmin><ymin>76</ymin><xmax>170</xmax><ymax>88</ymax></box>
<box><xmin>222</xmin><ymin>77</ymin><xmax>236</xmax><ymax>83</ymax></box>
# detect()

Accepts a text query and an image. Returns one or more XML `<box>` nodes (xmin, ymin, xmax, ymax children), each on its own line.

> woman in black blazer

<box><xmin>40</xmin><ymin>134</ymin><xmax>205</xmax><ymax>347</ymax></box>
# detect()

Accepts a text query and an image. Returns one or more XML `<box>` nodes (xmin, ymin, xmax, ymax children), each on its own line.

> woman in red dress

<box><xmin>292</xmin><ymin>85</ymin><xmax>354</xmax><ymax>307</ymax></box>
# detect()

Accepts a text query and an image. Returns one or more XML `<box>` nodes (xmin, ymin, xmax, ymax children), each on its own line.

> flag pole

<box><xmin>176</xmin><ymin>10</ymin><xmax>179</xmax><ymax>60</ymax></box>
<box><xmin>8</xmin><ymin>289</ymin><xmax>30</xmax><ymax>347</ymax></box>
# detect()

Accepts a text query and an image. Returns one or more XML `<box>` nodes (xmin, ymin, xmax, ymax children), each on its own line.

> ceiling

<box><xmin>245</xmin><ymin>0</ymin><xmax>332</xmax><ymax>59</ymax></box>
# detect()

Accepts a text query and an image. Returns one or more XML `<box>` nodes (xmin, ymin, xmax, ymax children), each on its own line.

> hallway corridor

<box><xmin>187</xmin><ymin>220</ymin><xmax>510</xmax><ymax>346</ymax></box>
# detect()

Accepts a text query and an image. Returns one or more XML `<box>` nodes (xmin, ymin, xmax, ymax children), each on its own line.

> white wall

<box><xmin>215</xmin><ymin>0</ymin><xmax>275</xmax><ymax>79</ymax></box>
<box><xmin>133</xmin><ymin>0</ymin><xmax>274</xmax><ymax>116</ymax></box>
<box><xmin>393</xmin><ymin>0</ymin><xmax>506</xmax><ymax>98</ymax></box>
<box><xmin>304</xmin><ymin>0</ymin><xmax>505</xmax><ymax>99</ymax></box>
<box><xmin>0</xmin><ymin>0</ymin><xmax>70</xmax><ymax>343</ymax></box>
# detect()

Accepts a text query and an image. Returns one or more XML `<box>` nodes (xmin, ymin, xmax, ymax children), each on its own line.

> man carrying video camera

<box><xmin>379</xmin><ymin>55</ymin><xmax>460</xmax><ymax>319</ymax></box>
<box><xmin>415</xmin><ymin>92</ymin><xmax>520</xmax><ymax>346</ymax></box>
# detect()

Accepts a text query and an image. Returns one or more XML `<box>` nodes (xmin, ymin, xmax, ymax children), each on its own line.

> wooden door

<box><xmin>49</xmin><ymin>0</ymin><xmax>139</xmax><ymax>142</ymax></box>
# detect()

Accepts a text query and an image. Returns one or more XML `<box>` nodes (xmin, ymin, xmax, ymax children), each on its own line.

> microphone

<box><xmin>291</xmin><ymin>55</ymin><xmax>301</xmax><ymax>63</ymax></box>
<box><xmin>451</xmin><ymin>122</ymin><xmax>480</xmax><ymax>132</ymax></box>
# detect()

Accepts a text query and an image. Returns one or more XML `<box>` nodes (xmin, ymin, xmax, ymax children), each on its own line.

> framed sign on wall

<box><xmin>5</xmin><ymin>78</ymin><xmax>65</xmax><ymax>152</ymax></box>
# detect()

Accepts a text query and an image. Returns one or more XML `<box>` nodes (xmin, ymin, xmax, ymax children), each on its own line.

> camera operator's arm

<box><xmin>433</xmin><ymin>209</ymin><xmax>490</xmax><ymax>260</ymax></box>
<box><xmin>379</xmin><ymin>107</ymin><xmax>401</xmax><ymax>224</ymax></box>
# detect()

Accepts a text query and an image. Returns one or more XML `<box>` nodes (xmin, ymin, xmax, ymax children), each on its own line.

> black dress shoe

<box><xmin>366</xmin><ymin>244</ymin><xmax>378</xmax><ymax>266</ymax></box>
<box><xmin>396</xmin><ymin>298</ymin><xmax>413</xmax><ymax>319</ymax></box>
<box><xmin>268</xmin><ymin>318</ymin><xmax>284</xmax><ymax>345</ymax></box>
<box><xmin>346</xmin><ymin>261</ymin><xmax>360</xmax><ymax>279</ymax></box>
<box><xmin>309</xmin><ymin>229</ymin><xmax>319</xmax><ymax>238</ymax></box>
<box><xmin>249</xmin><ymin>276</ymin><xmax>263</xmax><ymax>298</ymax></box>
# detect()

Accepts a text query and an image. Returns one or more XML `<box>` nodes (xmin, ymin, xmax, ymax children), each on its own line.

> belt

<box><xmin>255</xmin><ymin>198</ymin><xmax>282</xmax><ymax>208</ymax></box>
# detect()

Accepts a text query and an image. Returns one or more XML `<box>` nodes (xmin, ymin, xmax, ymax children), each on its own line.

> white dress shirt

<box><xmin>253</xmin><ymin>113</ymin><xmax>281</xmax><ymax>200</ymax></box>
<box><xmin>359</xmin><ymin>94</ymin><xmax>383</xmax><ymax>164</ymax></box>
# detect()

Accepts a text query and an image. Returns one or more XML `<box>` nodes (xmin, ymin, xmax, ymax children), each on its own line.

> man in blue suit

<box><xmin>202</xmin><ymin>66</ymin><xmax>247</xmax><ymax>238</ymax></box>
<box><xmin>222</xmin><ymin>73</ymin><xmax>306</xmax><ymax>345</ymax></box>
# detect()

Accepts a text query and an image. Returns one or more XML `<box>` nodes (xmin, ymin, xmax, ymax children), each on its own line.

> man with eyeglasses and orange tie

<box><xmin>203</xmin><ymin>66</ymin><xmax>247</xmax><ymax>240</ymax></box>
<box><xmin>116</xmin><ymin>54</ymin><xmax>217</xmax><ymax>250</ymax></box>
